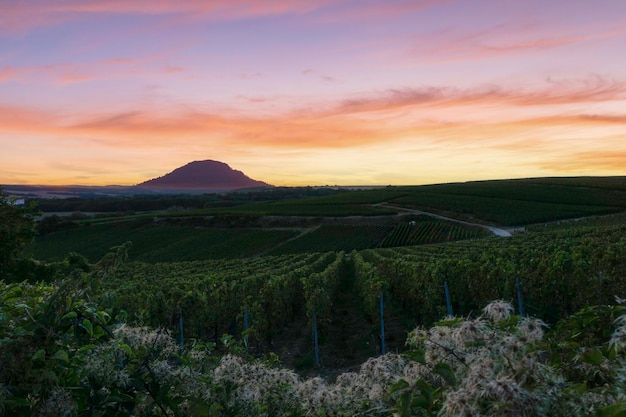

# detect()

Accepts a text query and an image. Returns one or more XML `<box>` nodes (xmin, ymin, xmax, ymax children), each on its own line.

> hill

<box><xmin>136</xmin><ymin>160</ymin><xmax>271</xmax><ymax>191</ymax></box>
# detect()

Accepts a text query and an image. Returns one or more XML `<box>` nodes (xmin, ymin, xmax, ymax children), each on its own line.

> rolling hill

<box><xmin>136</xmin><ymin>160</ymin><xmax>271</xmax><ymax>191</ymax></box>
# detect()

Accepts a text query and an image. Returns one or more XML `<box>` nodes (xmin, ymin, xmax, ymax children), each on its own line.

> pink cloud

<box><xmin>236</xmin><ymin>95</ymin><xmax>274</xmax><ymax>103</ymax></box>
<box><xmin>314</xmin><ymin>0</ymin><xmax>452</xmax><ymax>23</ymax></box>
<box><xmin>0</xmin><ymin>67</ymin><xmax>16</xmax><ymax>82</ymax></box>
<box><xmin>233</xmin><ymin>72</ymin><xmax>263</xmax><ymax>80</ymax></box>
<box><xmin>0</xmin><ymin>57</ymin><xmax>187</xmax><ymax>85</ymax></box>
<box><xmin>409</xmin><ymin>19</ymin><xmax>626</xmax><ymax>64</ymax></box>
<box><xmin>0</xmin><ymin>0</ymin><xmax>347</xmax><ymax>33</ymax></box>
<box><xmin>163</xmin><ymin>65</ymin><xmax>184</xmax><ymax>74</ymax></box>
<box><xmin>302</xmin><ymin>69</ymin><xmax>339</xmax><ymax>83</ymax></box>
<box><xmin>0</xmin><ymin>104</ymin><xmax>59</xmax><ymax>132</ymax></box>
<box><xmin>334</xmin><ymin>76</ymin><xmax>626</xmax><ymax>114</ymax></box>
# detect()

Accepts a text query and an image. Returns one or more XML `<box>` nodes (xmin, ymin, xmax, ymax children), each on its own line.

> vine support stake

<box><xmin>179</xmin><ymin>307</ymin><xmax>184</xmax><ymax>349</ymax></box>
<box><xmin>312</xmin><ymin>312</ymin><xmax>320</xmax><ymax>367</ymax></box>
<box><xmin>380</xmin><ymin>292</ymin><xmax>386</xmax><ymax>355</ymax></box>
<box><xmin>243</xmin><ymin>308</ymin><xmax>249</xmax><ymax>352</ymax></box>
<box><xmin>516</xmin><ymin>278</ymin><xmax>525</xmax><ymax>317</ymax></box>
<box><xmin>444</xmin><ymin>281</ymin><xmax>453</xmax><ymax>317</ymax></box>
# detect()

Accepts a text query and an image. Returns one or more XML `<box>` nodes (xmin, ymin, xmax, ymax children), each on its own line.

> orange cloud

<box><xmin>3</xmin><ymin>100</ymin><xmax>624</xmax><ymax>186</ymax></box>
<box><xmin>1</xmin><ymin>78</ymin><xmax>625</xmax><ymax>155</ymax></box>
<box><xmin>537</xmin><ymin>150</ymin><xmax>626</xmax><ymax>173</ymax></box>
<box><xmin>0</xmin><ymin>104</ymin><xmax>59</xmax><ymax>132</ymax></box>
<box><xmin>66</xmin><ymin>110</ymin><xmax>393</xmax><ymax>149</ymax></box>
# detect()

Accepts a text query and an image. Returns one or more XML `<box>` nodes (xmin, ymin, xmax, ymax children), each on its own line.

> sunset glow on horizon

<box><xmin>1</xmin><ymin>0</ymin><xmax>625</xmax><ymax>186</ymax></box>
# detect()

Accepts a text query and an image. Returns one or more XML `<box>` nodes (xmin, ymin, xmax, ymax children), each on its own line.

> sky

<box><xmin>1</xmin><ymin>0</ymin><xmax>625</xmax><ymax>186</ymax></box>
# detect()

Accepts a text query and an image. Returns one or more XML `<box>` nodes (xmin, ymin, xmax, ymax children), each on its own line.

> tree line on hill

<box><xmin>32</xmin><ymin>186</ymin><xmax>347</xmax><ymax>213</ymax></box>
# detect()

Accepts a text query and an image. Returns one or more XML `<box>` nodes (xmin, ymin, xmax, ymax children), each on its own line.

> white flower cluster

<box><xmin>610</xmin><ymin>314</ymin><xmax>626</xmax><ymax>352</ymax></box>
<box><xmin>209</xmin><ymin>352</ymin><xmax>433</xmax><ymax>416</ymax></box>
<box><xmin>212</xmin><ymin>354</ymin><xmax>301</xmax><ymax>415</ymax></box>
<box><xmin>62</xmin><ymin>302</ymin><xmax>626</xmax><ymax>417</ymax></box>
<box><xmin>114</xmin><ymin>324</ymin><xmax>178</xmax><ymax>355</ymax></box>
<box><xmin>405</xmin><ymin>300</ymin><xmax>626</xmax><ymax>417</ymax></box>
<box><xmin>80</xmin><ymin>340</ymin><xmax>131</xmax><ymax>388</ymax></box>
<box><xmin>406</xmin><ymin>301</ymin><xmax>551</xmax><ymax>416</ymax></box>
<box><xmin>37</xmin><ymin>387</ymin><xmax>77</xmax><ymax>417</ymax></box>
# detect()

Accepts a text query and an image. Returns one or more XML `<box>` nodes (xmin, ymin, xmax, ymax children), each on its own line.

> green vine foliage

<box><xmin>0</xmin><ymin>187</ymin><xmax>38</xmax><ymax>281</ymax></box>
<box><xmin>2</xmin><ymin>268</ymin><xmax>625</xmax><ymax>416</ymax></box>
<box><xmin>1</xmin><ymin>209</ymin><xmax>626</xmax><ymax>415</ymax></box>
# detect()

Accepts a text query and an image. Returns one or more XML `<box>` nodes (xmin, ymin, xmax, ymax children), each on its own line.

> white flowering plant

<box><xmin>2</xmin><ymin>268</ymin><xmax>626</xmax><ymax>417</ymax></box>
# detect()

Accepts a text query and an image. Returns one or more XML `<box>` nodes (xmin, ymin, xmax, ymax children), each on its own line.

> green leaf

<box><xmin>13</xmin><ymin>326</ymin><xmax>30</xmax><ymax>336</ymax></box>
<box><xmin>411</xmin><ymin>394</ymin><xmax>431</xmax><ymax>408</ymax></box>
<box><xmin>404</xmin><ymin>349</ymin><xmax>426</xmax><ymax>364</ymax></box>
<box><xmin>78</xmin><ymin>344</ymin><xmax>96</xmax><ymax>353</ymax></box>
<box><xmin>119</xmin><ymin>342</ymin><xmax>134</xmax><ymax>357</ymax></box>
<box><xmin>79</xmin><ymin>319</ymin><xmax>93</xmax><ymax>337</ymax></box>
<box><xmin>581</xmin><ymin>348</ymin><xmax>604</xmax><ymax>365</ymax></box>
<box><xmin>61</xmin><ymin>311</ymin><xmax>77</xmax><ymax>320</ymax></box>
<box><xmin>389</xmin><ymin>379</ymin><xmax>410</xmax><ymax>395</ymax></box>
<box><xmin>96</xmin><ymin>310</ymin><xmax>110</xmax><ymax>324</ymax></box>
<box><xmin>94</xmin><ymin>325</ymin><xmax>105</xmax><ymax>340</ymax></box>
<box><xmin>596</xmin><ymin>401</ymin><xmax>626</xmax><ymax>417</ymax></box>
<box><xmin>3</xmin><ymin>397</ymin><xmax>30</xmax><ymax>407</ymax></box>
<box><xmin>433</xmin><ymin>362</ymin><xmax>457</xmax><ymax>386</ymax></box>
<box><xmin>564</xmin><ymin>383</ymin><xmax>587</xmax><ymax>395</ymax></box>
<box><xmin>53</xmin><ymin>349</ymin><xmax>69</xmax><ymax>364</ymax></box>
<box><xmin>31</xmin><ymin>349</ymin><xmax>45</xmax><ymax>362</ymax></box>
<box><xmin>189</xmin><ymin>402</ymin><xmax>210</xmax><ymax>417</ymax></box>
<box><xmin>414</xmin><ymin>379</ymin><xmax>434</xmax><ymax>403</ymax></box>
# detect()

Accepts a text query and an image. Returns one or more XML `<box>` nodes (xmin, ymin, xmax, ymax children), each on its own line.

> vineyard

<box><xmin>3</xmin><ymin>220</ymin><xmax>626</xmax><ymax>415</ymax></box>
<box><xmin>29</xmin><ymin>220</ymin><xmax>300</xmax><ymax>262</ymax></box>
<box><xmin>378</xmin><ymin>218</ymin><xmax>489</xmax><ymax>247</ymax></box>
<box><xmin>3</xmin><ymin>179</ymin><xmax>626</xmax><ymax>416</ymax></box>
<box><xmin>77</xmin><ymin>220</ymin><xmax>626</xmax><ymax>364</ymax></box>
<box><xmin>99</xmin><ymin>251</ymin><xmax>344</xmax><ymax>350</ymax></box>
<box><xmin>267</xmin><ymin>225</ymin><xmax>391</xmax><ymax>255</ymax></box>
<box><xmin>29</xmin><ymin>215</ymin><xmax>492</xmax><ymax>260</ymax></box>
<box><xmin>353</xmin><ymin>222</ymin><xmax>626</xmax><ymax>327</ymax></box>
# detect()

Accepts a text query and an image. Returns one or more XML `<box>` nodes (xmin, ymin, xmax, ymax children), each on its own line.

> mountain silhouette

<box><xmin>136</xmin><ymin>160</ymin><xmax>271</xmax><ymax>191</ymax></box>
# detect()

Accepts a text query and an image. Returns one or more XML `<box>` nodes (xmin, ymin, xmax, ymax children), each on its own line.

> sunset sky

<box><xmin>1</xmin><ymin>0</ymin><xmax>625</xmax><ymax>186</ymax></box>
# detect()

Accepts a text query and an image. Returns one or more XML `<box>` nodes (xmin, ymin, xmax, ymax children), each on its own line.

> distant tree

<box><xmin>0</xmin><ymin>187</ymin><xmax>38</xmax><ymax>278</ymax></box>
<box><xmin>37</xmin><ymin>214</ymin><xmax>79</xmax><ymax>235</ymax></box>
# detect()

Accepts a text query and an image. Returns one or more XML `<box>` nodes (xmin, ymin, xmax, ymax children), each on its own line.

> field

<box><xmin>22</xmin><ymin>176</ymin><xmax>626</xmax><ymax>330</ymax></box>
<box><xmin>3</xmin><ymin>177</ymin><xmax>626</xmax><ymax>416</ymax></box>
<box><xmin>29</xmin><ymin>219</ymin><xmax>299</xmax><ymax>262</ymax></box>
<box><xmin>22</xmin><ymin>176</ymin><xmax>626</xmax><ymax>360</ymax></box>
